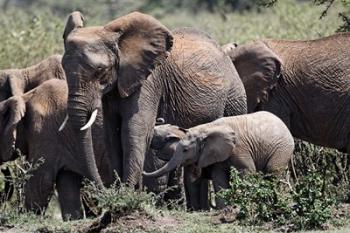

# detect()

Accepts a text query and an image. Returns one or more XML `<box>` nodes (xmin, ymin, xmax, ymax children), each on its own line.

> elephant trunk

<box><xmin>143</xmin><ymin>149</ymin><xmax>183</xmax><ymax>178</ymax></box>
<box><xmin>67</xmin><ymin>90</ymin><xmax>104</xmax><ymax>189</ymax></box>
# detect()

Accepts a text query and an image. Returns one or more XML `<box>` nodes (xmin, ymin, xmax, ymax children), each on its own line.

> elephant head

<box><xmin>60</xmin><ymin>11</ymin><xmax>173</xmax><ymax>186</ymax></box>
<box><xmin>144</xmin><ymin>126</ymin><xmax>237</xmax><ymax>181</ymax></box>
<box><xmin>150</xmin><ymin>124</ymin><xmax>187</xmax><ymax>161</ymax></box>
<box><xmin>0</xmin><ymin>54</ymin><xmax>64</xmax><ymax>103</ymax></box>
<box><xmin>223</xmin><ymin>41</ymin><xmax>282</xmax><ymax>112</ymax></box>
<box><xmin>0</xmin><ymin>95</ymin><xmax>27</xmax><ymax>164</ymax></box>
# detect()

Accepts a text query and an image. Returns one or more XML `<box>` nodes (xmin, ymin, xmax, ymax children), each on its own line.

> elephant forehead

<box><xmin>180</xmin><ymin>137</ymin><xmax>196</xmax><ymax>147</ymax></box>
<box><xmin>67</xmin><ymin>26</ymin><xmax>113</xmax><ymax>47</ymax></box>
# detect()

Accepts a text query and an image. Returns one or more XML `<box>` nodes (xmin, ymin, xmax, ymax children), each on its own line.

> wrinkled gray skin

<box><xmin>0</xmin><ymin>79</ymin><xmax>113</xmax><ymax>220</ymax></box>
<box><xmin>0</xmin><ymin>54</ymin><xmax>170</xmax><ymax>217</ymax></box>
<box><xmin>223</xmin><ymin>33</ymin><xmax>350</xmax><ymax>153</ymax></box>
<box><xmin>0</xmin><ymin>55</ymin><xmax>64</xmax><ymax>103</ymax></box>
<box><xmin>0</xmin><ymin>55</ymin><xmax>65</xmax><ymax>163</ymax></box>
<box><xmin>144</xmin><ymin>123</ymin><xmax>188</xmax><ymax>205</ymax></box>
<box><xmin>62</xmin><ymin>11</ymin><xmax>247</xmax><ymax>210</ymax></box>
<box><xmin>144</xmin><ymin>111</ymin><xmax>294</xmax><ymax>208</ymax></box>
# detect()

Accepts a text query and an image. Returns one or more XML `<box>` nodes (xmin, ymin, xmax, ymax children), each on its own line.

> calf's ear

<box><xmin>197</xmin><ymin>127</ymin><xmax>236</xmax><ymax>168</ymax></box>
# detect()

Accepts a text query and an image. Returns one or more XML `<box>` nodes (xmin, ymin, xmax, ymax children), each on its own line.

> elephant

<box><xmin>60</xmin><ymin>11</ymin><xmax>247</xmax><ymax>210</ymax></box>
<box><xmin>222</xmin><ymin>33</ymin><xmax>350</xmax><ymax>153</ymax></box>
<box><xmin>0</xmin><ymin>167</ymin><xmax>13</xmax><ymax>202</ymax></box>
<box><xmin>0</xmin><ymin>79</ymin><xmax>113</xmax><ymax>220</ymax></box>
<box><xmin>0</xmin><ymin>55</ymin><xmax>65</xmax><ymax>165</ymax></box>
<box><xmin>144</xmin><ymin>111</ymin><xmax>294</xmax><ymax>208</ymax></box>
<box><xmin>0</xmin><ymin>54</ymin><xmax>64</xmax><ymax>103</ymax></box>
<box><xmin>0</xmin><ymin>53</ymin><xmax>172</xmax><ymax>215</ymax></box>
<box><xmin>143</xmin><ymin>120</ymin><xmax>188</xmax><ymax>206</ymax></box>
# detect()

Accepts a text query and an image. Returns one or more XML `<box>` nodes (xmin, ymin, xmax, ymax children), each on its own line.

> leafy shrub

<box><xmin>292</xmin><ymin>170</ymin><xmax>336</xmax><ymax>230</ymax></box>
<box><xmin>219</xmin><ymin>166</ymin><xmax>338</xmax><ymax>231</ymax></box>
<box><xmin>82</xmin><ymin>175</ymin><xmax>154</xmax><ymax>220</ymax></box>
<box><xmin>293</xmin><ymin>140</ymin><xmax>350</xmax><ymax>202</ymax></box>
<box><xmin>0</xmin><ymin>154</ymin><xmax>45</xmax><ymax>213</ymax></box>
<box><xmin>218</xmin><ymin>169</ymin><xmax>291</xmax><ymax>225</ymax></box>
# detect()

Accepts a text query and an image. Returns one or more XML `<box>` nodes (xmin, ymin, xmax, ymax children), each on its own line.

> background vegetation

<box><xmin>0</xmin><ymin>0</ymin><xmax>343</xmax><ymax>68</ymax></box>
<box><xmin>0</xmin><ymin>0</ymin><xmax>349</xmax><ymax>232</ymax></box>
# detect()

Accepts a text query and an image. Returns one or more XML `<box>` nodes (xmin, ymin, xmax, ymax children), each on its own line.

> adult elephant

<box><xmin>0</xmin><ymin>79</ymin><xmax>112</xmax><ymax>220</ymax></box>
<box><xmin>223</xmin><ymin>33</ymin><xmax>350</xmax><ymax>153</ymax></box>
<box><xmin>0</xmin><ymin>52</ymin><xmax>174</xmax><ymax>212</ymax></box>
<box><xmin>0</xmin><ymin>54</ymin><xmax>64</xmax><ymax>102</ymax></box>
<box><xmin>61</xmin><ymin>11</ymin><xmax>247</xmax><ymax>210</ymax></box>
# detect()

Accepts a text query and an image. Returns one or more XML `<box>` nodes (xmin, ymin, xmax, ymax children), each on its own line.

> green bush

<box><xmin>293</xmin><ymin>140</ymin><xmax>350</xmax><ymax>202</ymax></box>
<box><xmin>219</xmin><ymin>166</ymin><xmax>338</xmax><ymax>231</ymax></box>
<box><xmin>292</xmin><ymin>170</ymin><xmax>336</xmax><ymax>230</ymax></box>
<box><xmin>218</xmin><ymin>169</ymin><xmax>291</xmax><ymax>225</ymax></box>
<box><xmin>82</xmin><ymin>175</ymin><xmax>154</xmax><ymax>219</ymax></box>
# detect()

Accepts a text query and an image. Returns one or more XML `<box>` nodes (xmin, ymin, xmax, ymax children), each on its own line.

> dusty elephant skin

<box><xmin>61</xmin><ymin>11</ymin><xmax>247</xmax><ymax>211</ymax></box>
<box><xmin>223</xmin><ymin>33</ymin><xmax>350</xmax><ymax>153</ymax></box>
<box><xmin>144</xmin><ymin>111</ymin><xmax>294</xmax><ymax>208</ymax></box>
<box><xmin>0</xmin><ymin>54</ymin><xmax>64</xmax><ymax>102</ymax></box>
<box><xmin>0</xmin><ymin>79</ymin><xmax>113</xmax><ymax>220</ymax></box>
<box><xmin>0</xmin><ymin>55</ymin><xmax>65</xmax><ymax>163</ymax></box>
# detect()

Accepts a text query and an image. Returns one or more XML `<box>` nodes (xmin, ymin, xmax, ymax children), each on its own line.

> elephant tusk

<box><xmin>58</xmin><ymin>115</ymin><xmax>69</xmax><ymax>131</ymax></box>
<box><xmin>80</xmin><ymin>109</ymin><xmax>98</xmax><ymax>131</ymax></box>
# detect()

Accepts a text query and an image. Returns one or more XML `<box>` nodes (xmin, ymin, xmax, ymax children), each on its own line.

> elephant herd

<box><xmin>0</xmin><ymin>11</ymin><xmax>349</xmax><ymax>221</ymax></box>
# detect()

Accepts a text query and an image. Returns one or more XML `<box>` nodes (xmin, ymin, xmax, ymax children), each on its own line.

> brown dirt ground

<box><xmin>77</xmin><ymin>210</ymin><xmax>179</xmax><ymax>233</ymax></box>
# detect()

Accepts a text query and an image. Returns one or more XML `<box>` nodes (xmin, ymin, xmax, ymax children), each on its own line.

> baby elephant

<box><xmin>144</xmin><ymin>111</ymin><xmax>294</xmax><ymax>208</ymax></box>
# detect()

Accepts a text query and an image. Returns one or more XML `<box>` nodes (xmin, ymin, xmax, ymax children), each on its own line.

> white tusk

<box><xmin>80</xmin><ymin>109</ymin><xmax>98</xmax><ymax>131</ymax></box>
<box><xmin>59</xmin><ymin>115</ymin><xmax>69</xmax><ymax>132</ymax></box>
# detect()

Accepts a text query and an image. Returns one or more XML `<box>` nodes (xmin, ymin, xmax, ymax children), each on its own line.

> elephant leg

<box><xmin>211</xmin><ymin>165</ymin><xmax>229</xmax><ymax>209</ymax></box>
<box><xmin>164</xmin><ymin>167</ymin><xmax>184</xmax><ymax>206</ymax></box>
<box><xmin>0</xmin><ymin>167</ymin><xmax>14</xmax><ymax>202</ymax></box>
<box><xmin>265</xmin><ymin>150</ymin><xmax>293</xmax><ymax>175</ymax></box>
<box><xmin>56</xmin><ymin>170</ymin><xmax>83</xmax><ymax>221</ymax></box>
<box><xmin>184</xmin><ymin>167</ymin><xmax>209</xmax><ymax>211</ymax></box>
<box><xmin>119</xmin><ymin>91</ymin><xmax>160</xmax><ymax>187</ymax></box>
<box><xmin>24</xmin><ymin>166</ymin><xmax>55</xmax><ymax>215</ymax></box>
<box><xmin>231</xmin><ymin>152</ymin><xmax>256</xmax><ymax>173</ymax></box>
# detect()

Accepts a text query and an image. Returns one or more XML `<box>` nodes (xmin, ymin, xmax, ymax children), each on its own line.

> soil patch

<box><xmin>79</xmin><ymin>210</ymin><xmax>179</xmax><ymax>233</ymax></box>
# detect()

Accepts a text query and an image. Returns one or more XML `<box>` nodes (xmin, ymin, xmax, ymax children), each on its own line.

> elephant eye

<box><xmin>183</xmin><ymin>147</ymin><xmax>189</xmax><ymax>152</ymax></box>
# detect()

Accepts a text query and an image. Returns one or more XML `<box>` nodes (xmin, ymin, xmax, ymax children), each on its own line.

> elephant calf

<box><xmin>144</xmin><ymin>111</ymin><xmax>294</xmax><ymax>208</ymax></box>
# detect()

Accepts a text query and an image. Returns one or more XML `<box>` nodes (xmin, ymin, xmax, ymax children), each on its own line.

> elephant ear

<box><xmin>0</xmin><ymin>96</ymin><xmax>26</xmax><ymax>161</ymax></box>
<box><xmin>8</xmin><ymin>75</ymin><xmax>25</xmax><ymax>96</ymax></box>
<box><xmin>104</xmin><ymin>12</ymin><xmax>173</xmax><ymax>98</ymax></box>
<box><xmin>63</xmin><ymin>11</ymin><xmax>85</xmax><ymax>43</ymax></box>
<box><xmin>228</xmin><ymin>41</ymin><xmax>282</xmax><ymax>112</ymax></box>
<box><xmin>197</xmin><ymin>127</ymin><xmax>236</xmax><ymax>169</ymax></box>
<box><xmin>0</xmin><ymin>96</ymin><xmax>26</xmax><ymax>134</ymax></box>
